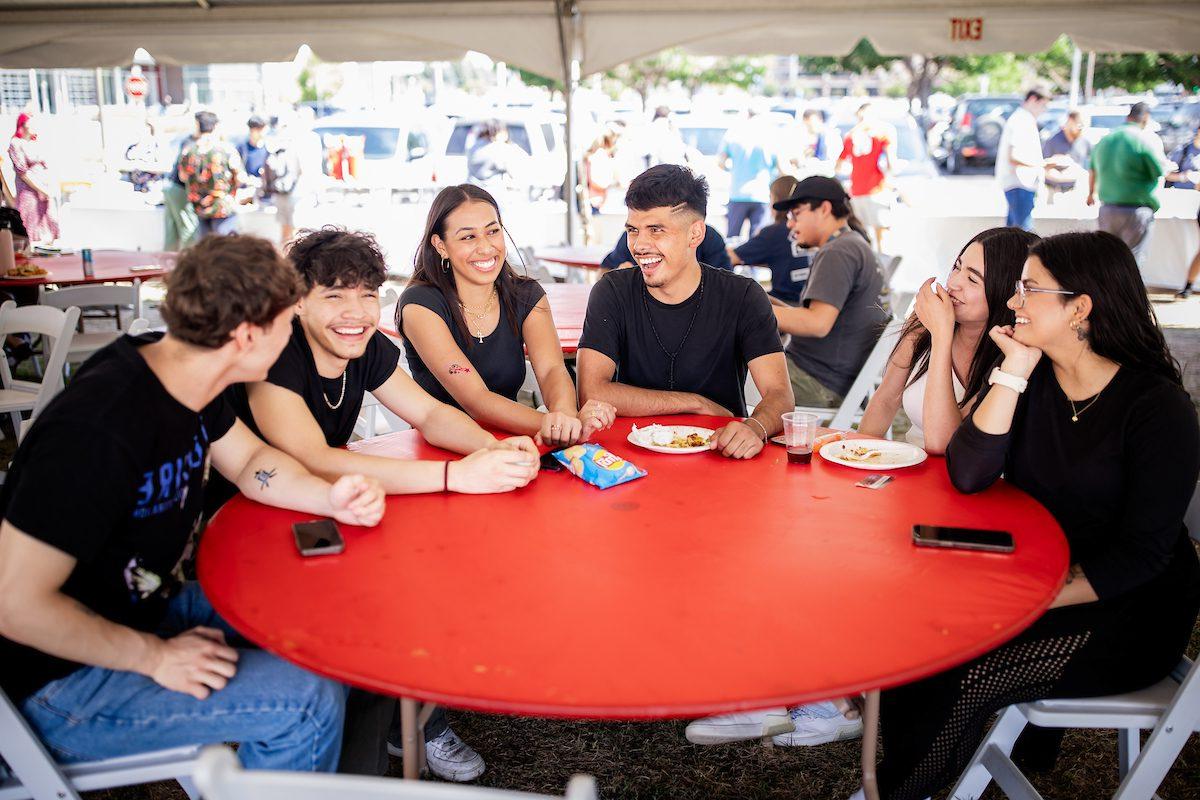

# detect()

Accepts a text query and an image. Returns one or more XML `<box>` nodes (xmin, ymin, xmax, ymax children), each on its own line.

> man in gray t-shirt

<box><xmin>770</xmin><ymin>176</ymin><xmax>889</xmax><ymax>406</ymax></box>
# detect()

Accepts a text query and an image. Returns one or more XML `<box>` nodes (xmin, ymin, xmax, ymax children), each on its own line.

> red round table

<box><xmin>0</xmin><ymin>250</ymin><xmax>175</xmax><ymax>288</ymax></box>
<box><xmin>198</xmin><ymin>416</ymin><xmax>1067</xmax><ymax>787</ymax></box>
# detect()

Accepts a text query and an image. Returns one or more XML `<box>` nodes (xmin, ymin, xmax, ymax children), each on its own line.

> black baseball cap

<box><xmin>772</xmin><ymin>175</ymin><xmax>849</xmax><ymax>211</ymax></box>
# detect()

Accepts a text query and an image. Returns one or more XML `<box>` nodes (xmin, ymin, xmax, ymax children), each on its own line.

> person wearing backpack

<box><xmin>259</xmin><ymin>124</ymin><xmax>302</xmax><ymax>244</ymax></box>
<box><xmin>177</xmin><ymin>111</ymin><xmax>243</xmax><ymax>239</ymax></box>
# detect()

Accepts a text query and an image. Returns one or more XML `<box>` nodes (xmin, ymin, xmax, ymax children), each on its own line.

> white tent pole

<box><xmin>94</xmin><ymin>67</ymin><xmax>107</xmax><ymax>157</ymax></box>
<box><xmin>1068</xmin><ymin>45</ymin><xmax>1081</xmax><ymax>108</ymax></box>
<box><xmin>1085</xmin><ymin>51</ymin><xmax>1096</xmax><ymax>103</ymax></box>
<box><xmin>555</xmin><ymin>0</ymin><xmax>580</xmax><ymax>246</ymax></box>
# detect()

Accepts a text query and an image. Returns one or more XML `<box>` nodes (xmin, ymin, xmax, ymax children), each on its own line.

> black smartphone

<box><xmin>293</xmin><ymin>519</ymin><xmax>345</xmax><ymax>557</ymax></box>
<box><xmin>539</xmin><ymin>451</ymin><xmax>564</xmax><ymax>471</ymax></box>
<box><xmin>912</xmin><ymin>524</ymin><xmax>1014</xmax><ymax>553</ymax></box>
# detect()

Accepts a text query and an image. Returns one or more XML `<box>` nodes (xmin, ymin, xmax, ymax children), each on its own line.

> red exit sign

<box><xmin>950</xmin><ymin>17</ymin><xmax>984</xmax><ymax>41</ymax></box>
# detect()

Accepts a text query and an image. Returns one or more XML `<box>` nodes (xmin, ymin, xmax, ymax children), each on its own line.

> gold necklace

<box><xmin>459</xmin><ymin>288</ymin><xmax>497</xmax><ymax>343</ymax></box>
<box><xmin>1068</xmin><ymin>390</ymin><xmax>1103</xmax><ymax>422</ymax></box>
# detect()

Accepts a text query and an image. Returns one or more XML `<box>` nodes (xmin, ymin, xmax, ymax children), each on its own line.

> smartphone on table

<box><xmin>912</xmin><ymin>524</ymin><xmax>1014</xmax><ymax>554</ymax></box>
<box><xmin>293</xmin><ymin>519</ymin><xmax>345</xmax><ymax>557</ymax></box>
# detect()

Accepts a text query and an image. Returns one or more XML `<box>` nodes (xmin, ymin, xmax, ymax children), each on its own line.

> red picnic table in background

<box><xmin>534</xmin><ymin>245</ymin><xmax>608</xmax><ymax>272</ymax></box>
<box><xmin>0</xmin><ymin>250</ymin><xmax>175</xmax><ymax>288</ymax></box>
<box><xmin>198</xmin><ymin>415</ymin><xmax>1067</xmax><ymax>790</ymax></box>
<box><xmin>380</xmin><ymin>282</ymin><xmax>591</xmax><ymax>355</ymax></box>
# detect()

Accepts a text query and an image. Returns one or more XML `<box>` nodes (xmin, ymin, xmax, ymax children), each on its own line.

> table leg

<box><xmin>400</xmin><ymin>698</ymin><xmax>421</xmax><ymax>780</ymax></box>
<box><xmin>862</xmin><ymin>689</ymin><xmax>881</xmax><ymax>800</ymax></box>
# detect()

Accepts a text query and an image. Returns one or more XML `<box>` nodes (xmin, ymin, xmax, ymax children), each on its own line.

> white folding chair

<box><xmin>517</xmin><ymin>246</ymin><xmax>560</xmax><ymax>284</ymax></box>
<box><xmin>0</xmin><ymin>686</ymin><xmax>201</xmax><ymax>800</ymax></box>
<box><xmin>38</xmin><ymin>280</ymin><xmax>142</xmax><ymax>366</ymax></box>
<box><xmin>0</xmin><ymin>301</ymin><xmax>79</xmax><ymax>442</ymax></box>
<box><xmin>949</xmin><ymin>481</ymin><xmax>1200</xmax><ymax>800</ymax></box>
<box><xmin>780</xmin><ymin>315</ymin><xmax>905</xmax><ymax>433</ymax></box>
<box><xmin>194</xmin><ymin>744</ymin><xmax>597</xmax><ymax>800</ymax></box>
<box><xmin>126</xmin><ymin>317</ymin><xmax>152</xmax><ymax>336</ymax></box>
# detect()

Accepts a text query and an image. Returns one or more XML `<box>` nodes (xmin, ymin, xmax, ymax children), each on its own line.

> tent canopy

<box><xmin>1</xmin><ymin>0</ymin><xmax>1198</xmax><ymax>78</ymax></box>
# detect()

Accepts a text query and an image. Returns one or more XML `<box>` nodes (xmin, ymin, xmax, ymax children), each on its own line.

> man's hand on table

<box><xmin>328</xmin><ymin>475</ymin><xmax>386</xmax><ymax>526</ymax></box>
<box><xmin>144</xmin><ymin>626</ymin><xmax>239</xmax><ymax>700</ymax></box>
<box><xmin>709</xmin><ymin>419</ymin><xmax>765</xmax><ymax>459</ymax></box>
<box><xmin>488</xmin><ymin>435</ymin><xmax>539</xmax><ymax>459</ymax></box>
<box><xmin>450</xmin><ymin>448</ymin><xmax>539</xmax><ymax>494</ymax></box>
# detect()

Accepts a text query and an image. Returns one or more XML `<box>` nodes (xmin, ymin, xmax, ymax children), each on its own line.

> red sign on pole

<box><xmin>124</xmin><ymin>74</ymin><xmax>149</xmax><ymax>100</ymax></box>
<box><xmin>950</xmin><ymin>17</ymin><xmax>984</xmax><ymax>41</ymax></box>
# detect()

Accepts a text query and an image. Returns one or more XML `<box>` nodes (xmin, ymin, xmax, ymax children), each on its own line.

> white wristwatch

<box><xmin>988</xmin><ymin>367</ymin><xmax>1028</xmax><ymax>394</ymax></box>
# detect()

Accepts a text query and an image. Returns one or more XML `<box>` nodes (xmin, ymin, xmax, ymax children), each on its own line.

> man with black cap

<box><xmin>769</xmin><ymin>175</ymin><xmax>889</xmax><ymax>408</ymax></box>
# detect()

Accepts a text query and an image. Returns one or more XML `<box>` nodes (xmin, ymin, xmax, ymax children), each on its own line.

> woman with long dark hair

<box><xmin>859</xmin><ymin>231</ymin><xmax>1200</xmax><ymax>800</ymax></box>
<box><xmin>860</xmin><ymin>227</ymin><xmax>1039</xmax><ymax>453</ymax></box>
<box><xmin>399</xmin><ymin>184</ymin><xmax>615</xmax><ymax>446</ymax></box>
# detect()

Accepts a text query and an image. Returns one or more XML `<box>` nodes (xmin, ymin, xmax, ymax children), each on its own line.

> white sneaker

<box><xmin>771</xmin><ymin>701</ymin><xmax>863</xmax><ymax>746</ymax></box>
<box><xmin>685</xmin><ymin>707</ymin><xmax>794</xmax><ymax>744</ymax></box>
<box><xmin>386</xmin><ymin>727</ymin><xmax>486</xmax><ymax>782</ymax></box>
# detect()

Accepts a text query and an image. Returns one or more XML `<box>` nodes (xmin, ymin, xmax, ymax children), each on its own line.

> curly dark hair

<box><xmin>161</xmin><ymin>234</ymin><xmax>303</xmax><ymax>349</ymax></box>
<box><xmin>286</xmin><ymin>227</ymin><xmax>389</xmax><ymax>291</ymax></box>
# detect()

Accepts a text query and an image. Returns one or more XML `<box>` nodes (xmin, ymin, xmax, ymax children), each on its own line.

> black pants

<box><xmin>877</xmin><ymin>567</ymin><xmax>1199</xmax><ymax>800</ymax></box>
<box><xmin>338</xmin><ymin>689</ymin><xmax>449</xmax><ymax>776</ymax></box>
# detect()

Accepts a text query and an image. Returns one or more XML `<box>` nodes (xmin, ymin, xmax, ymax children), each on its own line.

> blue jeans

<box><xmin>726</xmin><ymin>201</ymin><xmax>767</xmax><ymax>239</ymax></box>
<box><xmin>18</xmin><ymin>583</ymin><xmax>345</xmax><ymax>772</ymax></box>
<box><xmin>1004</xmin><ymin>188</ymin><xmax>1036</xmax><ymax>231</ymax></box>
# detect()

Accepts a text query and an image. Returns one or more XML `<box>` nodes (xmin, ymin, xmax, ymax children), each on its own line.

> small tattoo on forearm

<box><xmin>254</xmin><ymin>468</ymin><xmax>276</xmax><ymax>490</ymax></box>
<box><xmin>1065</xmin><ymin>564</ymin><xmax>1083</xmax><ymax>585</ymax></box>
<box><xmin>449</xmin><ymin>363</ymin><xmax>472</xmax><ymax>375</ymax></box>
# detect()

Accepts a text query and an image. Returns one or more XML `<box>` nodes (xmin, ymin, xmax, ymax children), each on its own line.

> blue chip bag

<box><xmin>552</xmin><ymin>443</ymin><xmax>646</xmax><ymax>489</ymax></box>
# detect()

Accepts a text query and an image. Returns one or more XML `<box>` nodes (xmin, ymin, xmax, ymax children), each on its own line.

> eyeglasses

<box><xmin>1013</xmin><ymin>279</ymin><xmax>1077</xmax><ymax>308</ymax></box>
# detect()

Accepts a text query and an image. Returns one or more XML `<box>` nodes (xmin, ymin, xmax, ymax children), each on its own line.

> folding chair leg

<box><xmin>1113</xmin><ymin>665</ymin><xmax>1200</xmax><ymax>800</ymax></box>
<box><xmin>981</xmin><ymin>743</ymin><xmax>1044</xmax><ymax>800</ymax></box>
<box><xmin>178</xmin><ymin>774</ymin><xmax>201</xmax><ymax>799</ymax></box>
<box><xmin>1117</xmin><ymin>727</ymin><xmax>1139</xmax><ymax>777</ymax></box>
<box><xmin>949</xmin><ymin>705</ymin><xmax>1029</xmax><ymax>800</ymax></box>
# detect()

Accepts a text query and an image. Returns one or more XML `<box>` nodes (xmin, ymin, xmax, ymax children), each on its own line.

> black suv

<box><xmin>940</xmin><ymin>95</ymin><xmax>1021</xmax><ymax>173</ymax></box>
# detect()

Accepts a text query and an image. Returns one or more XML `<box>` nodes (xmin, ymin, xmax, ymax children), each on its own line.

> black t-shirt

<box><xmin>208</xmin><ymin>319</ymin><xmax>401</xmax><ymax>516</ymax></box>
<box><xmin>733</xmin><ymin>221</ymin><xmax>812</xmax><ymax>304</ymax></box>
<box><xmin>398</xmin><ymin>279</ymin><xmax>546</xmax><ymax>410</ymax></box>
<box><xmin>0</xmin><ymin>334</ymin><xmax>237</xmax><ymax>703</ymax></box>
<box><xmin>578</xmin><ymin>264</ymin><xmax>783</xmax><ymax>417</ymax></box>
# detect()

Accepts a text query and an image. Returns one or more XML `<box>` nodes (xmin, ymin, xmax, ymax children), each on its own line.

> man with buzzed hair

<box><xmin>577</xmin><ymin>164</ymin><xmax>794</xmax><ymax>460</ymax></box>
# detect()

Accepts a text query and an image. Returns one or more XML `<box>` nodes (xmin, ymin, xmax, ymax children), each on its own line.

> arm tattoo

<box><xmin>1065</xmin><ymin>564</ymin><xmax>1084</xmax><ymax>585</ymax></box>
<box><xmin>254</xmin><ymin>468</ymin><xmax>276</xmax><ymax>491</ymax></box>
<box><xmin>449</xmin><ymin>363</ymin><xmax>472</xmax><ymax>375</ymax></box>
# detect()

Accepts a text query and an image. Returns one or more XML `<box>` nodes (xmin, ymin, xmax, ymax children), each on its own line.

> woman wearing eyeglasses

<box><xmin>864</xmin><ymin>231</ymin><xmax>1200</xmax><ymax>800</ymax></box>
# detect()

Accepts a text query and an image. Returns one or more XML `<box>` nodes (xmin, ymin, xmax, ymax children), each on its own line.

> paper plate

<box><xmin>818</xmin><ymin>439</ymin><xmax>927</xmax><ymax>470</ymax></box>
<box><xmin>627</xmin><ymin>424</ymin><xmax>715</xmax><ymax>454</ymax></box>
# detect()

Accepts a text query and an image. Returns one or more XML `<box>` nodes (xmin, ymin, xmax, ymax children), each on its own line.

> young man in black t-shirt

<box><xmin>577</xmin><ymin>165</ymin><xmax>794</xmax><ymax>459</ymax></box>
<box><xmin>220</xmin><ymin>228</ymin><xmax>536</xmax><ymax>782</ymax></box>
<box><xmin>0</xmin><ymin>235</ymin><xmax>386</xmax><ymax>774</ymax></box>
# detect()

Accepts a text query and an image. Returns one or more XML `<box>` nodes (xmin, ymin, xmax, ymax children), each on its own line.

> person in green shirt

<box><xmin>1087</xmin><ymin>102</ymin><xmax>1168</xmax><ymax>265</ymax></box>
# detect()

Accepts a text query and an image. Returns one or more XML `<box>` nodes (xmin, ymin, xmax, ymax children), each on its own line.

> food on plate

<box><xmin>813</xmin><ymin>431</ymin><xmax>845</xmax><ymax>454</ymax></box>
<box><xmin>840</xmin><ymin>445</ymin><xmax>884</xmax><ymax>463</ymax></box>
<box><xmin>7</xmin><ymin>254</ymin><xmax>47</xmax><ymax>277</ymax></box>
<box><xmin>553</xmin><ymin>443</ymin><xmax>647</xmax><ymax>489</ymax></box>
<box><xmin>645</xmin><ymin>425</ymin><xmax>709</xmax><ymax>449</ymax></box>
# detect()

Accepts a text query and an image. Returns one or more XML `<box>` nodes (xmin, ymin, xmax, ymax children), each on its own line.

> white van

<box><xmin>311</xmin><ymin>110</ymin><xmax>448</xmax><ymax>202</ymax></box>
<box><xmin>435</xmin><ymin>112</ymin><xmax>565</xmax><ymax>200</ymax></box>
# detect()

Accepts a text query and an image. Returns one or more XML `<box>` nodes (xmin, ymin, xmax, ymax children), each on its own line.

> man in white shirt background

<box><xmin>995</xmin><ymin>87</ymin><xmax>1050</xmax><ymax>231</ymax></box>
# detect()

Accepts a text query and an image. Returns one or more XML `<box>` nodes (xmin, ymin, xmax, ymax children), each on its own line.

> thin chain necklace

<box><xmin>323</xmin><ymin>370</ymin><xmax>347</xmax><ymax>410</ymax></box>
<box><xmin>1068</xmin><ymin>390</ymin><xmax>1103</xmax><ymax>422</ymax></box>
<box><xmin>459</xmin><ymin>287</ymin><xmax>497</xmax><ymax>343</ymax></box>
<box><xmin>641</xmin><ymin>271</ymin><xmax>705</xmax><ymax>390</ymax></box>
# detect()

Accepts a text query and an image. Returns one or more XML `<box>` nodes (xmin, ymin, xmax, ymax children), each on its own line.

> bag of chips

<box><xmin>553</xmin><ymin>443</ymin><xmax>646</xmax><ymax>490</ymax></box>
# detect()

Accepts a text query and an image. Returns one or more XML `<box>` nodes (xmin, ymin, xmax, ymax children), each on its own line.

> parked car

<box><xmin>1155</xmin><ymin>99</ymin><xmax>1200</xmax><ymax>157</ymax></box>
<box><xmin>311</xmin><ymin>111</ymin><xmax>447</xmax><ymax>202</ymax></box>
<box><xmin>435</xmin><ymin>112</ymin><xmax>565</xmax><ymax>200</ymax></box>
<box><xmin>939</xmin><ymin>95</ymin><xmax>1020</xmax><ymax>173</ymax></box>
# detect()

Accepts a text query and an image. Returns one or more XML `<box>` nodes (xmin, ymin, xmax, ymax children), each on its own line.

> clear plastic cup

<box><xmin>782</xmin><ymin>411</ymin><xmax>820</xmax><ymax>465</ymax></box>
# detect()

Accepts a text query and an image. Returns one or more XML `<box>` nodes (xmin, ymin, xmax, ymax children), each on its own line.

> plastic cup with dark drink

<box><xmin>782</xmin><ymin>411</ymin><xmax>819</xmax><ymax>465</ymax></box>
<box><xmin>80</xmin><ymin>248</ymin><xmax>94</xmax><ymax>278</ymax></box>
